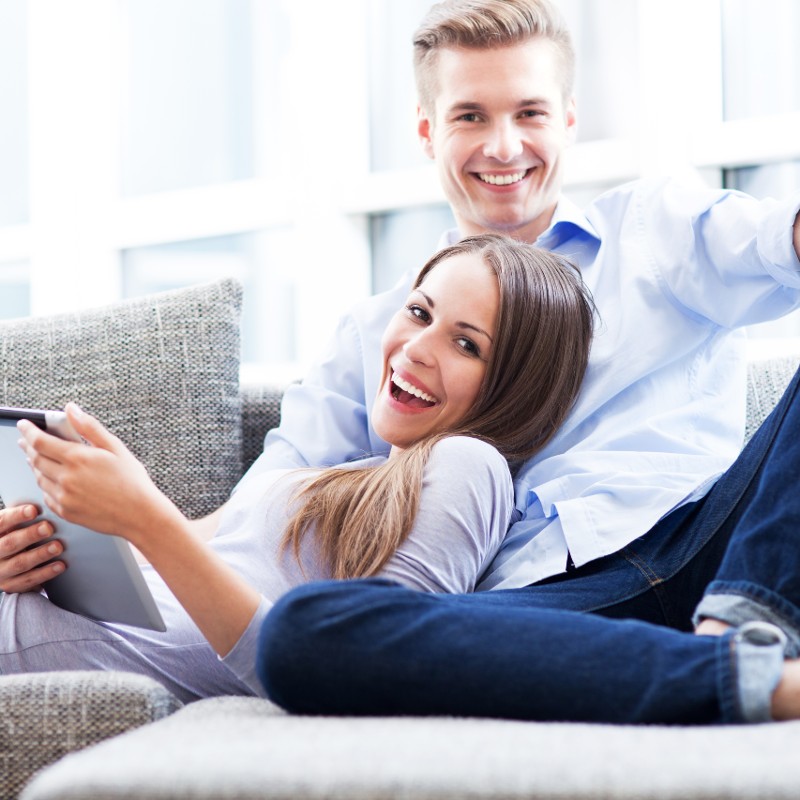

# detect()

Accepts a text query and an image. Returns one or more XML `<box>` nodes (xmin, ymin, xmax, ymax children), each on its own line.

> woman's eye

<box><xmin>456</xmin><ymin>337</ymin><xmax>480</xmax><ymax>357</ymax></box>
<box><xmin>407</xmin><ymin>304</ymin><xmax>431</xmax><ymax>323</ymax></box>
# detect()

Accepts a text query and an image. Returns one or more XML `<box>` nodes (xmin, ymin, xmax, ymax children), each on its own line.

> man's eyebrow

<box><xmin>449</xmin><ymin>101</ymin><xmax>483</xmax><ymax>111</ymax></box>
<box><xmin>446</xmin><ymin>98</ymin><xmax>551</xmax><ymax>114</ymax></box>
<box><xmin>416</xmin><ymin>290</ymin><xmax>493</xmax><ymax>343</ymax></box>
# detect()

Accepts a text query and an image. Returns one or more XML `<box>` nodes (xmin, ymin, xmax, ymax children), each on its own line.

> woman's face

<box><xmin>372</xmin><ymin>252</ymin><xmax>500</xmax><ymax>452</ymax></box>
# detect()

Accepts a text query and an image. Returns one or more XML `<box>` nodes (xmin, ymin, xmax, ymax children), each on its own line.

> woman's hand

<box><xmin>0</xmin><ymin>504</ymin><xmax>65</xmax><ymax>592</ymax></box>
<box><xmin>17</xmin><ymin>404</ymin><xmax>182</xmax><ymax>549</ymax></box>
<box><xmin>17</xmin><ymin>404</ymin><xmax>259</xmax><ymax>657</ymax></box>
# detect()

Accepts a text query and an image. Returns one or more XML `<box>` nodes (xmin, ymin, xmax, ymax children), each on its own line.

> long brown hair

<box><xmin>282</xmin><ymin>234</ymin><xmax>594</xmax><ymax>580</ymax></box>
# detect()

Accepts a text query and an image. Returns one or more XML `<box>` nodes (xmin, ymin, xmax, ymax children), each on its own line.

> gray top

<box><xmin>0</xmin><ymin>436</ymin><xmax>512</xmax><ymax>702</ymax></box>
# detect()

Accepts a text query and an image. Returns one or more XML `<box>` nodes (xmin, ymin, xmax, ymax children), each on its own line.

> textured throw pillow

<box><xmin>0</xmin><ymin>279</ymin><xmax>242</xmax><ymax>519</ymax></box>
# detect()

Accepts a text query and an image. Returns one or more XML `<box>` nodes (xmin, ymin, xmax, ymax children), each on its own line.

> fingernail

<box><xmin>51</xmin><ymin>562</ymin><xmax>64</xmax><ymax>574</ymax></box>
<box><xmin>24</xmin><ymin>506</ymin><xmax>36</xmax><ymax>519</ymax></box>
<box><xmin>38</xmin><ymin>523</ymin><xmax>50</xmax><ymax>537</ymax></box>
<box><xmin>47</xmin><ymin>543</ymin><xmax>60</xmax><ymax>555</ymax></box>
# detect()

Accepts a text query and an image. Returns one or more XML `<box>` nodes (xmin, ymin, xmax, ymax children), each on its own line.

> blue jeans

<box><xmin>257</xmin><ymin>365</ymin><xmax>800</xmax><ymax>724</ymax></box>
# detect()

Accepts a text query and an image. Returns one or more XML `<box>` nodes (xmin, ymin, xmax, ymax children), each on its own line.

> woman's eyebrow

<box><xmin>417</xmin><ymin>290</ymin><xmax>493</xmax><ymax>343</ymax></box>
<box><xmin>458</xmin><ymin>321</ymin><xmax>493</xmax><ymax>343</ymax></box>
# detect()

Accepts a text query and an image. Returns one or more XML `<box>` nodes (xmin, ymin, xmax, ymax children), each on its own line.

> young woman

<box><xmin>1</xmin><ymin>234</ymin><xmax>595</xmax><ymax>702</ymax></box>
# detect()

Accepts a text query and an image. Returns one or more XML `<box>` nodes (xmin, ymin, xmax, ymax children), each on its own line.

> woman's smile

<box><xmin>389</xmin><ymin>369</ymin><xmax>440</xmax><ymax>410</ymax></box>
<box><xmin>371</xmin><ymin>252</ymin><xmax>499</xmax><ymax>452</ymax></box>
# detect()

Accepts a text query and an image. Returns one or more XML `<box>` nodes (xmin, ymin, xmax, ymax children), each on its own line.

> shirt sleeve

<box><xmin>646</xmin><ymin>180</ymin><xmax>800</xmax><ymax>327</ymax></box>
<box><xmin>219</xmin><ymin>596</ymin><xmax>272</xmax><ymax>697</ymax></box>
<box><xmin>377</xmin><ymin>436</ymin><xmax>515</xmax><ymax>594</ymax></box>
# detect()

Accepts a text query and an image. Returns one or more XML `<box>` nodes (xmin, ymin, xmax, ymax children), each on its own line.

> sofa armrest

<box><xmin>1</xmin><ymin>671</ymin><xmax>181</xmax><ymax>799</ymax></box>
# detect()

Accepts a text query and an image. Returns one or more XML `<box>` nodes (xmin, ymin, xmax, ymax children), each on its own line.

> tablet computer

<box><xmin>0</xmin><ymin>406</ymin><xmax>166</xmax><ymax>631</ymax></box>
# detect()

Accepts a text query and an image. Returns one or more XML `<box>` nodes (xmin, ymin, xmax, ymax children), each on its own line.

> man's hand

<box><xmin>0</xmin><ymin>504</ymin><xmax>64</xmax><ymax>593</ymax></box>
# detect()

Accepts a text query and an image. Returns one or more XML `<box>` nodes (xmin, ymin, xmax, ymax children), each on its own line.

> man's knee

<box><xmin>256</xmin><ymin>578</ymin><xmax>401</xmax><ymax>712</ymax></box>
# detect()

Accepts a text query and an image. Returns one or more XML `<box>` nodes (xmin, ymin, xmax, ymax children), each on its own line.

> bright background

<box><xmin>1</xmin><ymin>0</ymin><xmax>799</xmax><ymax>382</ymax></box>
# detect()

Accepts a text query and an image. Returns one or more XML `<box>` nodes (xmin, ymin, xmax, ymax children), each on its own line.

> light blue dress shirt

<box><xmin>243</xmin><ymin>177</ymin><xmax>800</xmax><ymax>591</ymax></box>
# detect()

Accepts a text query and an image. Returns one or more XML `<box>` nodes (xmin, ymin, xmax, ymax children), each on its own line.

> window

<box><xmin>2</xmin><ymin>0</ymin><xmax>799</xmax><ymax>374</ymax></box>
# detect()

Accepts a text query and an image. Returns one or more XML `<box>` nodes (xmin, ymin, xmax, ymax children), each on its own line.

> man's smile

<box><xmin>476</xmin><ymin>169</ymin><xmax>531</xmax><ymax>186</ymax></box>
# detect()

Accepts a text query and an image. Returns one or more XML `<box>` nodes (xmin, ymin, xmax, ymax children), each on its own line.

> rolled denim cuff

<box><xmin>734</xmin><ymin>621</ymin><xmax>787</xmax><ymax>723</ymax></box>
<box><xmin>694</xmin><ymin>592</ymin><xmax>800</xmax><ymax>658</ymax></box>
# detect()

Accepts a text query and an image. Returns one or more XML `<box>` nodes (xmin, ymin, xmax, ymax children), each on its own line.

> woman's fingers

<box><xmin>65</xmin><ymin>403</ymin><xmax>124</xmax><ymax>453</ymax></box>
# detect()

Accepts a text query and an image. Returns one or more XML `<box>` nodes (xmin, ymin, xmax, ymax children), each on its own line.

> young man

<box><xmin>251</xmin><ymin>0</ymin><xmax>800</xmax><ymax>721</ymax></box>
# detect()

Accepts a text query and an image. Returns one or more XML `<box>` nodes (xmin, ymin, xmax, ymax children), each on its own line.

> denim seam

<box><xmin>698</xmin><ymin>582</ymin><xmax>800</xmax><ymax>657</ymax></box>
<box><xmin>619</xmin><ymin>547</ymin><xmax>682</xmax><ymax>625</ymax></box>
<box><xmin>705</xmin><ymin>581</ymin><xmax>800</xmax><ymax>625</ymax></box>
<box><xmin>717</xmin><ymin>632</ymin><xmax>740</xmax><ymax>724</ymax></box>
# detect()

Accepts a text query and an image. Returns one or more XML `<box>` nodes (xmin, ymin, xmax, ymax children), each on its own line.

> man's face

<box><xmin>418</xmin><ymin>40</ymin><xmax>577</xmax><ymax>244</ymax></box>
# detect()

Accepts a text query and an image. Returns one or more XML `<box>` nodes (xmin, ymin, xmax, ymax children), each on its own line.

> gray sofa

<box><xmin>2</xmin><ymin>279</ymin><xmax>800</xmax><ymax>799</ymax></box>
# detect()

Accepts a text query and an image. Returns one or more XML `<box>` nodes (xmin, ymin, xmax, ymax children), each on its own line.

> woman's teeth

<box><xmin>392</xmin><ymin>373</ymin><xmax>437</xmax><ymax>404</ymax></box>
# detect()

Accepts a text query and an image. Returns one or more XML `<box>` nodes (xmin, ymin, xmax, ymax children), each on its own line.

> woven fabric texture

<box><xmin>241</xmin><ymin>383</ymin><xmax>284</xmax><ymax>473</ymax></box>
<box><xmin>0</xmin><ymin>279</ymin><xmax>242</xmax><ymax>519</ymax></box>
<box><xmin>20</xmin><ymin>696</ymin><xmax>800</xmax><ymax>800</ymax></box>
<box><xmin>1</xmin><ymin>671</ymin><xmax>181</xmax><ymax>800</ymax></box>
<box><xmin>745</xmin><ymin>356</ymin><xmax>799</xmax><ymax>442</ymax></box>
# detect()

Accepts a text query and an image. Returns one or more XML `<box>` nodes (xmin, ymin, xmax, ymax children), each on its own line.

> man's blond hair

<box><xmin>413</xmin><ymin>0</ymin><xmax>575</xmax><ymax>113</ymax></box>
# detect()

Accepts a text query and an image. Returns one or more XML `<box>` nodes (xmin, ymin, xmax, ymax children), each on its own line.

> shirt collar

<box><xmin>440</xmin><ymin>196</ymin><xmax>600</xmax><ymax>250</ymax></box>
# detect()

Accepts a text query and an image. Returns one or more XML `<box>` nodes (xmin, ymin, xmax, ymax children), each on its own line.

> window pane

<box><xmin>370</xmin><ymin>205</ymin><xmax>456</xmax><ymax>293</ymax></box>
<box><xmin>119</xmin><ymin>0</ymin><xmax>254</xmax><ymax>196</ymax></box>
<box><xmin>367</xmin><ymin>0</ymin><xmax>432</xmax><ymax>173</ymax></box>
<box><xmin>560</xmin><ymin>0</ymin><xmax>639</xmax><ymax>142</ymax></box>
<box><xmin>0</xmin><ymin>262</ymin><xmax>31</xmax><ymax>320</ymax></box>
<box><xmin>0</xmin><ymin>0</ymin><xmax>29</xmax><ymax>226</ymax></box>
<box><xmin>122</xmin><ymin>232</ymin><xmax>298</xmax><ymax>366</ymax></box>
<box><xmin>725</xmin><ymin>161</ymin><xmax>800</xmax><ymax>201</ymax></box>
<box><xmin>722</xmin><ymin>0</ymin><xmax>800</xmax><ymax>120</ymax></box>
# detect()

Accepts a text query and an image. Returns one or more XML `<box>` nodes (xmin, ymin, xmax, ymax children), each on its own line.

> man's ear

<box><xmin>565</xmin><ymin>96</ymin><xmax>578</xmax><ymax>145</ymax></box>
<box><xmin>417</xmin><ymin>106</ymin><xmax>435</xmax><ymax>160</ymax></box>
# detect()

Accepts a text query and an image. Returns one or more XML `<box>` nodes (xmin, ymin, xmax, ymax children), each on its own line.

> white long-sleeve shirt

<box><xmin>242</xmin><ymin>177</ymin><xmax>800</xmax><ymax>590</ymax></box>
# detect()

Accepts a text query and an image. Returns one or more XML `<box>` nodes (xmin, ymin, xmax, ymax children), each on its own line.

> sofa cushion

<box><xmin>20</xmin><ymin>696</ymin><xmax>800</xmax><ymax>800</ymax></box>
<box><xmin>0</xmin><ymin>279</ymin><xmax>242</xmax><ymax>519</ymax></box>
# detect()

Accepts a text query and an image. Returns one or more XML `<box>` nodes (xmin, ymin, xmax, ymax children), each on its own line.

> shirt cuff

<box><xmin>757</xmin><ymin>193</ymin><xmax>800</xmax><ymax>287</ymax></box>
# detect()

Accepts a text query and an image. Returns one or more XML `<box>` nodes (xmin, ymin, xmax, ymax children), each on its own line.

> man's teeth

<box><xmin>392</xmin><ymin>373</ymin><xmax>437</xmax><ymax>403</ymax></box>
<box><xmin>478</xmin><ymin>171</ymin><xmax>527</xmax><ymax>186</ymax></box>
